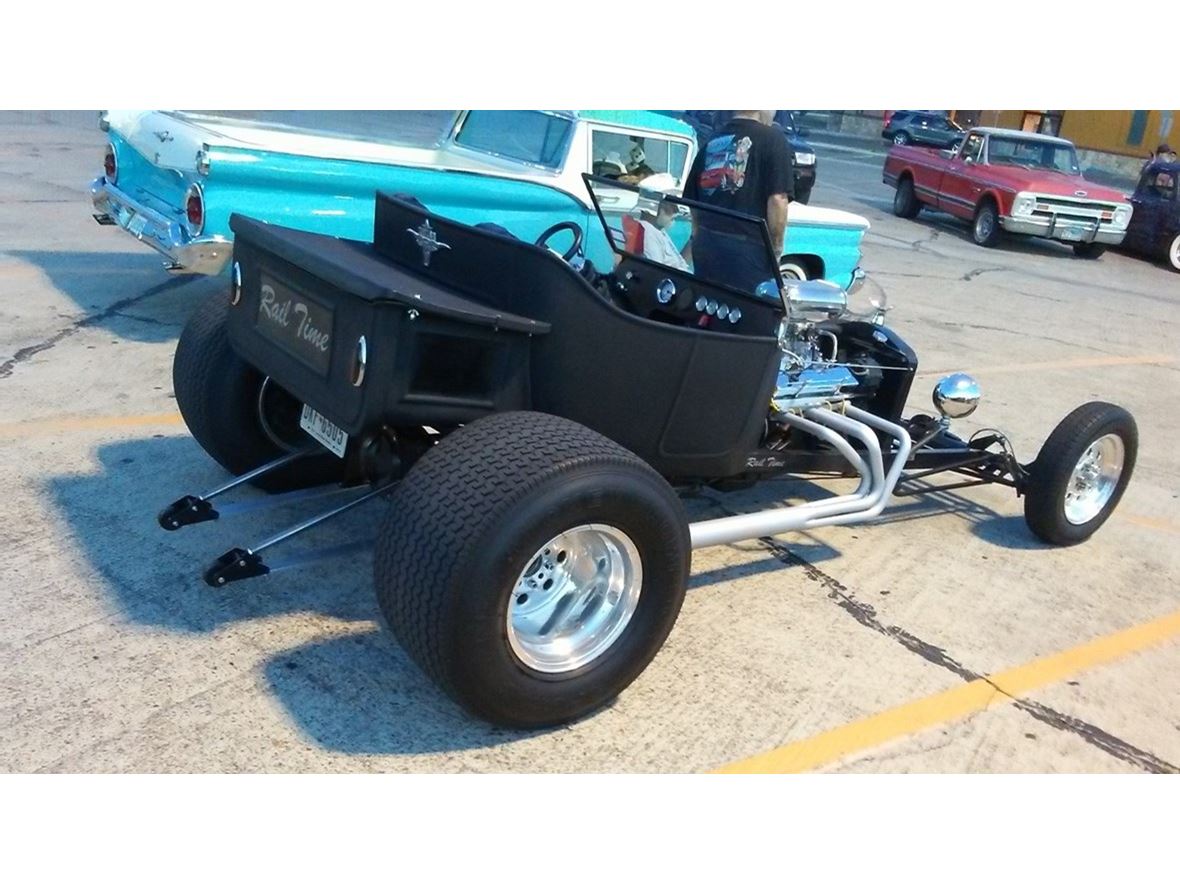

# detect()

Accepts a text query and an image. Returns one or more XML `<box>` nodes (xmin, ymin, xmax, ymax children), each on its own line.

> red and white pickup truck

<box><xmin>883</xmin><ymin>127</ymin><xmax>1133</xmax><ymax>257</ymax></box>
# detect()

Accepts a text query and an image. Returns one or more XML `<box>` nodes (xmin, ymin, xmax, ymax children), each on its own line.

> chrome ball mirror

<box><xmin>933</xmin><ymin>373</ymin><xmax>981</xmax><ymax>419</ymax></box>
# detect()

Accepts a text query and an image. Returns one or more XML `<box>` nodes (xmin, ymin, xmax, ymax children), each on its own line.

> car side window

<box><xmin>590</xmin><ymin>128</ymin><xmax>690</xmax><ymax>187</ymax></box>
<box><xmin>961</xmin><ymin>134</ymin><xmax>984</xmax><ymax>162</ymax></box>
<box><xmin>1137</xmin><ymin>170</ymin><xmax>1176</xmax><ymax>199</ymax></box>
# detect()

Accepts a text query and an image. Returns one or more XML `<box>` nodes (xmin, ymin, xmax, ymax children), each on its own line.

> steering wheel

<box><xmin>535</xmin><ymin>221</ymin><xmax>584</xmax><ymax>262</ymax></box>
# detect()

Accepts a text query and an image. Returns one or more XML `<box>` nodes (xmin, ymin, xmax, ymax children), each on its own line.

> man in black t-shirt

<box><xmin>683</xmin><ymin>110</ymin><xmax>795</xmax><ymax>295</ymax></box>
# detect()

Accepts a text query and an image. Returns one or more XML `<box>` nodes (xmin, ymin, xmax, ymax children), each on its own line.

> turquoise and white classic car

<box><xmin>91</xmin><ymin>110</ymin><xmax>869</xmax><ymax>287</ymax></box>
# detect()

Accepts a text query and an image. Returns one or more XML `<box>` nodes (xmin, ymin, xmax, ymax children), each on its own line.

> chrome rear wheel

<box><xmin>508</xmin><ymin>524</ymin><xmax>642</xmax><ymax>673</ymax></box>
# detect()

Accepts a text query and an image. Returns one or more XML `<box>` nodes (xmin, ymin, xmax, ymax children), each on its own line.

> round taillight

<box><xmin>103</xmin><ymin>143</ymin><xmax>117</xmax><ymax>181</ymax></box>
<box><xmin>184</xmin><ymin>183</ymin><xmax>204</xmax><ymax>236</ymax></box>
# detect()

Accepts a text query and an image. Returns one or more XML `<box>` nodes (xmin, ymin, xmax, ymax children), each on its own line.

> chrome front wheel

<box><xmin>1063</xmin><ymin>434</ymin><xmax>1125</xmax><ymax>525</ymax></box>
<box><xmin>1025</xmin><ymin>402</ymin><xmax>1137</xmax><ymax>545</ymax></box>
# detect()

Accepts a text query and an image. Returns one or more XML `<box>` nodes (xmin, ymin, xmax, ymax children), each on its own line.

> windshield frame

<box><xmin>581</xmin><ymin>173</ymin><xmax>786</xmax><ymax>303</ymax></box>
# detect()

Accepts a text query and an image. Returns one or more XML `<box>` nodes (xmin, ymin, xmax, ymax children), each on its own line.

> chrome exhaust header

<box><xmin>688</xmin><ymin>405</ymin><xmax>911</xmax><ymax>549</ymax></box>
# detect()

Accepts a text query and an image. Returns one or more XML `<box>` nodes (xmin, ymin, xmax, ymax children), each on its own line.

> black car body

<box><xmin>158</xmin><ymin>174</ymin><xmax>1139</xmax><ymax>728</ymax></box>
<box><xmin>1122</xmin><ymin>161</ymin><xmax>1180</xmax><ymax>271</ymax></box>
<box><xmin>882</xmin><ymin>111</ymin><xmax>965</xmax><ymax>149</ymax></box>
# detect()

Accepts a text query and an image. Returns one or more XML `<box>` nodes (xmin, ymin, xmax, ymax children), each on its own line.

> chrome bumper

<box><xmin>90</xmin><ymin>178</ymin><xmax>231</xmax><ymax>275</ymax></box>
<box><xmin>1000</xmin><ymin>214</ymin><xmax>1127</xmax><ymax>246</ymax></box>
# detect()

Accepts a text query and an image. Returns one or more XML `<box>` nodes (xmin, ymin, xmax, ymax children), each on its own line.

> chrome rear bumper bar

<box><xmin>90</xmin><ymin>177</ymin><xmax>231</xmax><ymax>275</ymax></box>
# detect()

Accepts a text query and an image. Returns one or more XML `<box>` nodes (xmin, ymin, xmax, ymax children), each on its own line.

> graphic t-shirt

<box><xmin>683</xmin><ymin>117</ymin><xmax>795</xmax><ymax>217</ymax></box>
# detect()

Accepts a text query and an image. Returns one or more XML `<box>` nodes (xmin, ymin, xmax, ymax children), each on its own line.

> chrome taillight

<box><xmin>184</xmin><ymin>183</ymin><xmax>205</xmax><ymax>236</ymax></box>
<box><xmin>103</xmin><ymin>142</ymin><xmax>117</xmax><ymax>182</ymax></box>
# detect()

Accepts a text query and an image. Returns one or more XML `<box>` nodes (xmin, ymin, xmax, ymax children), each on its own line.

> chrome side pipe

<box><xmin>688</xmin><ymin>405</ymin><xmax>911</xmax><ymax>549</ymax></box>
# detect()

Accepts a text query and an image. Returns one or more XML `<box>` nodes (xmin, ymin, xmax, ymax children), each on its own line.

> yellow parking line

<box><xmin>713</xmin><ymin>607</ymin><xmax>1180</xmax><ymax>774</ymax></box>
<box><xmin>917</xmin><ymin>354</ymin><xmax>1176</xmax><ymax>378</ymax></box>
<box><xmin>1118</xmin><ymin>514</ymin><xmax>1180</xmax><ymax>536</ymax></box>
<box><xmin>0</xmin><ymin>412</ymin><xmax>183</xmax><ymax>439</ymax></box>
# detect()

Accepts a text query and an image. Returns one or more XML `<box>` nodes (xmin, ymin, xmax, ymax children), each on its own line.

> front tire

<box><xmin>1073</xmin><ymin>242</ymin><xmax>1106</xmax><ymax>259</ymax></box>
<box><xmin>1166</xmin><ymin>232</ymin><xmax>1180</xmax><ymax>271</ymax></box>
<box><xmin>173</xmin><ymin>291</ymin><xmax>341</xmax><ymax>492</ymax></box>
<box><xmin>1024</xmin><ymin>402</ymin><xmax>1137</xmax><ymax>545</ymax></box>
<box><xmin>374</xmin><ymin>411</ymin><xmax>690</xmax><ymax>728</ymax></box>
<box><xmin>779</xmin><ymin>259</ymin><xmax>809</xmax><ymax>282</ymax></box>
<box><xmin>972</xmin><ymin>201</ymin><xmax>1001</xmax><ymax>247</ymax></box>
<box><xmin>893</xmin><ymin>176</ymin><xmax>921</xmax><ymax>219</ymax></box>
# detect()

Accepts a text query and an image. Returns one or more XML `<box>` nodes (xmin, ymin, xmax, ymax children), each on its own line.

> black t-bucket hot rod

<box><xmin>160</xmin><ymin>176</ymin><xmax>1138</xmax><ymax>728</ymax></box>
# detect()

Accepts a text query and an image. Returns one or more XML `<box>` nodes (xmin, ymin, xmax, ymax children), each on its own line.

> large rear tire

<box><xmin>374</xmin><ymin>411</ymin><xmax>690</xmax><ymax>728</ymax></box>
<box><xmin>1023</xmin><ymin>402</ymin><xmax>1137</xmax><ymax>545</ymax></box>
<box><xmin>172</xmin><ymin>291</ymin><xmax>341</xmax><ymax>492</ymax></box>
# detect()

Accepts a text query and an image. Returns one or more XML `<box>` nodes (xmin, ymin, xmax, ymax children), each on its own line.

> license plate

<box><xmin>1058</xmin><ymin>224</ymin><xmax>1087</xmax><ymax>242</ymax></box>
<box><xmin>300</xmin><ymin>404</ymin><xmax>348</xmax><ymax>458</ymax></box>
<box><xmin>127</xmin><ymin>212</ymin><xmax>148</xmax><ymax>237</ymax></box>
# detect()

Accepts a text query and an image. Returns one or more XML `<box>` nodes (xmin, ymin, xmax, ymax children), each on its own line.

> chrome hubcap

<box><xmin>1064</xmin><ymin>433</ymin><xmax>1125</xmax><ymax>525</ymax></box>
<box><xmin>507</xmin><ymin>524</ymin><xmax>642</xmax><ymax>674</ymax></box>
<box><xmin>976</xmin><ymin>211</ymin><xmax>994</xmax><ymax>240</ymax></box>
<box><xmin>1169</xmin><ymin>235</ymin><xmax>1180</xmax><ymax>270</ymax></box>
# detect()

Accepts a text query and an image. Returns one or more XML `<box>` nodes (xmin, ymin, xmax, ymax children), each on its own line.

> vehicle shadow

<box><xmin>46</xmin><ymin>436</ymin><xmax>1046</xmax><ymax>758</ymax></box>
<box><xmin>872</xmin><ymin>213</ymin><xmax>1107</xmax><ymax>263</ymax></box>
<box><xmin>46</xmin><ymin>435</ymin><xmax>382</xmax><ymax>634</ymax></box>
<box><xmin>10</xmin><ymin>250</ymin><xmax>222</xmax><ymax>343</ymax></box>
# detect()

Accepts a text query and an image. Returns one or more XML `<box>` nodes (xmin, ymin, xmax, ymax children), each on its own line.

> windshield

<box><xmin>453</xmin><ymin>110</ymin><xmax>574</xmax><ymax>168</ymax></box>
<box><xmin>987</xmin><ymin>136</ymin><xmax>1079</xmax><ymax>174</ymax></box>
<box><xmin>176</xmin><ymin>110</ymin><xmax>458</xmax><ymax>148</ymax></box>
<box><xmin>584</xmin><ymin>175</ymin><xmax>782</xmax><ymax>300</ymax></box>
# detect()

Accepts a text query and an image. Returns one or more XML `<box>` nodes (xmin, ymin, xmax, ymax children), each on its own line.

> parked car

<box><xmin>883</xmin><ymin>127</ymin><xmax>1134</xmax><ymax>256</ymax></box>
<box><xmin>882</xmin><ymin>111</ymin><xmax>965</xmax><ymax>149</ymax></box>
<box><xmin>665</xmin><ymin>110</ymin><xmax>818</xmax><ymax>204</ymax></box>
<box><xmin>91</xmin><ymin>110</ymin><xmax>867</xmax><ymax>288</ymax></box>
<box><xmin>1121</xmin><ymin>160</ymin><xmax>1180</xmax><ymax>271</ymax></box>
<box><xmin>157</xmin><ymin>176</ymin><xmax>1138</xmax><ymax>727</ymax></box>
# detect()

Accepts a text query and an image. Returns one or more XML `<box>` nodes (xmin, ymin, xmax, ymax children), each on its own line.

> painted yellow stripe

<box><xmin>714</xmin><ymin>607</ymin><xmax>1180</xmax><ymax>774</ymax></box>
<box><xmin>1118</xmin><ymin>514</ymin><xmax>1180</xmax><ymax>537</ymax></box>
<box><xmin>0</xmin><ymin>412</ymin><xmax>183</xmax><ymax>439</ymax></box>
<box><xmin>916</xmin><ymin>354</ymin><xmax>1176</xmax><ymax>379</ymax></box>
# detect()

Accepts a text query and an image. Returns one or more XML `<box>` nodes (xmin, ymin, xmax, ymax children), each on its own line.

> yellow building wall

<box><xmin>967</xmin><ymin>110</ymin><xmax>1178</xmax><ymax>158</ymax></box>
<box><xmin>1060</xmin><ymin>111</ymin><xmax>1178</xmax><ymax>157</ymax></box>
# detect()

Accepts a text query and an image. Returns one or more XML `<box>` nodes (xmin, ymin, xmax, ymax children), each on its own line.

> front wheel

<box><xmin>893</xmin><ymin>176</ymin><xmax>921</xmax><ymax>219</ymax></box>
<box><xmin>779</xmin><ymin>259</ymin><xmax>809</xmax><ymax>282</ymax></box>
<box><xmin>374</xmin><ymin>411</ymin><xmax>690</xmax><ymax>728</ymax></box>
<box><xmin>972</xmin><ymin>201</ymin><xmax>1001</xmax><ymax>247</ymax></box>
<box><xmin>1023</xmin><ymin>402</ymin><xmax>1137</xmax><ymax>545</ymax></box>
<box><xmin>893</xmin><ymin>132</ymin><xmax>910</xmax><ymax>146</ymax></box>
<box><xmin>1166</xmin><ymin>232</ymin><xmax>1180</xmax><ymax>271</ymax></box>
<box><xmin>1073</xmin><ymin>242</ymin><xmax>1106</xmax><ymax>259</ymax></box>
<box><xmin>794</xmin><ymin>185</ymin><xmax>813</xmax><ymax>205</ymax></box>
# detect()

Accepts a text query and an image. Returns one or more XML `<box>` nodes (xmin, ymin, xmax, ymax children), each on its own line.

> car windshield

<box><xmin>453</xmin><ymin>110</ymin><xmax>575</xmax><ymax>168</ymax></box>
<box><xmin>175</xmin><ymin>110</ymin><xmax>459</xmax><ymax>148</ymax></box>
<box><xmin>584</xmin><ymin>175</ymin><xmax>782</xmax><ymax>299</ymax></box>
<box><xmin>988</xmin><ymin>136</ymin><xmax>1079</xmax><ymax>174</ymax></box>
